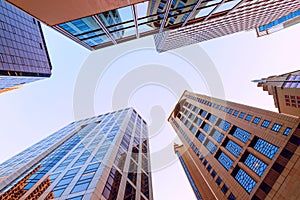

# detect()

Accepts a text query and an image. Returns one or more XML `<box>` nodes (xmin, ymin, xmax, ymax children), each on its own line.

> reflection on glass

<box><xmin>59</xmin><ymin>16</ymin><xmax>110</xmax><ymax>46</ymax></box>
<box><xmin>195</xmin><ymin>5</ymin><xmax>217</xmax><ymax>18</ymax></box>
<box><xmin>212</xmin><ymin>0</ymin><xmax>242</xmax><ymax>14</ymax></box>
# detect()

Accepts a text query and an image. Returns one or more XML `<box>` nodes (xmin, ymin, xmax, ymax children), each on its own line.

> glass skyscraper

<box><xmin>0</xmin><ymin>0</ymin><xmax>52</xmax><ymax>93</ymax></box>
<box><xmin>0</xmin><ymin>108</ymin><xmax>153</xmax><ymax>200</ymax></box>
<box><xmin>4</xmin><ymin>0</ymin><xmax>300</xmax><ymax>52</ymax></box>
<box><xmin>169</xmin><ymin>91</ymin><xmax>300</xmax><ymax>200</ymax></box>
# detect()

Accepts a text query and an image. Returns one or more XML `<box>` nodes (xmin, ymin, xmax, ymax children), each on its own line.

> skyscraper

<box><xmin>0</xmin><ymin>0</ymin><xmax>52</xmax><ymax>93</ymax></box>
<box><xmin>169</xmin><ymin>90</ymin><xmax>300</xmax><ymax>200</ymax></box>
<box><xmin>0</xmin><ymin>108</ymin><xmax>153</xmax><ymax>200</ymax></box>
<box><xmin>4</xmin><ymin>0</ymin><xmax>300</xmax><ymax>52</ymax></box>
<box><xmin>255</xmin><ymin>70</ymin><xmax>300</xmax><ymax>117</ymax></box>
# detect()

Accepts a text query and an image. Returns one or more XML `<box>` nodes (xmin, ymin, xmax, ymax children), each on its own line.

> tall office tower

<box><xmin>255</xmin><ymin>70</ymin><xmax>300</xmax><ymax>117</ymax></box>
<box><xmin>5</xmin><ymin>0</ymin><xmax>300</xmax><ymax>52</ymax></box>
<box><xmin>169</xmin><ymin>90</ymin><xmax>300</xmax><ymax>200</ymax></box>
<box><xmin>0</xmin><ymin>0</ymin><xmax>52</xmax><ymax>93</ymax></box>
<box><xmin>0</xmin><ymin>108</ymin><xmax>153</xmax><ymax>200</ymax></box>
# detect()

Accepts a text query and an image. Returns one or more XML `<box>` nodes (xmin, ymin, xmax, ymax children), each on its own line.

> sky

<box><xmin>0</xmin><ymin>20</ymin><xmax>299</xmax><ymax>199</ymax></box>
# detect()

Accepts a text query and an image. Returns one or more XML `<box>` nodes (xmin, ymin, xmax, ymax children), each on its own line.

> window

<box><xmin>211</xmin><ymin>170</ymin><xmax>217</xmax><ymax>178</ymax></box>
<box><xmin>200</xmin><ymin>110</ymin><xmax>207</xmax><ymax>118</ymax></box>
<box><xmin>252</xmin><ymin>117</ymin><xmax>261</xmax><ymax>125</ymax></box>
<box><xmin>261</xmin><ymin>120</ymin><xmax>271</xmax><ymax>128</ymax></box>
<box><xmin>238</xmin><ymin>112</ymin><xmax>245</xmax><ymax>119</ymax></box>
<box><xmin>283</xmin><ymin>127</ymin><xmax>292</xmax><ymax>136</ymax></box>
<box><xmin>211</xmin><ymin>130</ymin><xmax>224</xmax><ymax>143</ymax></box>
<box><xmin>203</xmin><ymin>159</ymin><xmax>208</xmax><ymax>166</ymax></box>
<box><xmin>207</xmin><ymin>164</ymin><xmax>212</xmax><ymax>172</ymax></box>
<box><xmin>218</xmin><ymin>120</ymin><xmax>231</xmax><ymax>132</ymax></box>
<box><xmin>67</xmin><ymin>196</ymin><xmax>83</xmax><ymax>200</ymax></box>
<box><xmin>271</xmin><ymin>123</ymin><xmax>282</xmax><ymax>132</ymax></box>
<box><xmin>208</xmin><ymin>114</ymin><xmax>217</xmax><ymax>124</ymax></box>
<box><xmin>228</xmin><ymin>193</ymin><xmax>236</xmax><ymax>200</ymax></box>
<box><xmin>218</xmin><ymin>152</ymin><xmax>233</xmax><ymax>171</ymax></box>
<box><xmin>244</xmin><ymin>154</ymin><xmax>268</xmax><ymax>177</ymax></box>
<box><xmin>228</xmin><ymin>109</ymin><xmax>233</xmax><ymax>114</ymax></box>
<box><xmin>194</xmin><ymin>117</ymin><xmax>202</xmax><ymax>126</ymax></box>
<box><xmin>225</xmin><ymin>140</ymin><xmax>242</xmax><ymax>157</ymax></box>
<box><xmin>216</xmin><ymin>176</ymin><xmax>222</xmax><ymax>185</ymax></box>
<box><xmin>233</xmin><ymin>110</ymin><xmax>239</xmax><ymax>116</ymax></box>
<box><xmin>197</xmin><ymin>132</ymin><xmax>206</xmax><ymax>143</ymax></box>
<box><xmin>232</xmin><ymin>128</ymin><xmax>251</xmax><ymax>143</ymax></box>
<box><xmin>221</xmin><ymin>184</ymin><xmax>228</xmax><ymax>194</ymax></box>
<box><xmin>203</xmin><ymin>123</ymin><xmax>211</xmax><ymax>133</ymax></box>
<box><xmin>245</xmin><ymin>114</ymin><xmax>253</xmax><ymax>122</ymax></box>
<box><xmin>235</xmin><ymin>169</ymin><xmax>257</xmax><ymax>193</ymax></box>
<box><xmin>205</xmin><ymin>140</ymin><xmax>217</xmax><ymax>154</ymax></box>
<box><xmin>253</xmin><ymin>138</ymin><xmax>279</xmax><ymax>159</ymax></box>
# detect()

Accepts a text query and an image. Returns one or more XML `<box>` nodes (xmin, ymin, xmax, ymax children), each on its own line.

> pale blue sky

<box><xmin>0</xmin><ymin>22</ymin><xmax>299</xmax><ymax>200</ymax></box>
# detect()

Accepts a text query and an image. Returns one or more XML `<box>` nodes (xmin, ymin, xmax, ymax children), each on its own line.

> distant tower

<box><xmin>255</xmin><ymin>70</ymin><xmax>300</xmax><ymax>117</ymax></box>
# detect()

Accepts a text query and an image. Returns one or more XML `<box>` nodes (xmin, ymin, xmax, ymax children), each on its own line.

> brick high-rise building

<box><xmin>0</xmin><ymin>108</ymin><xmax>153</xmax><ymax>200</ymax></box>
<box><xmin>255</xmin><ymin>70</ymin><xmax>300</xmax><ymax>117</ymax></box>
<box><xmin>0</xmin><ymin>0</ymin><xmax>52</xmax><ymax>93</ymax></box>
<box><xmin>5</xmin><ymin>0</ymin><xmax>300</xmax><ymax>52</ymax></box>
<box><xmin>169</xmin><ymin>90</ymin><xmax>300</xmax><ymax>200</ymax></box>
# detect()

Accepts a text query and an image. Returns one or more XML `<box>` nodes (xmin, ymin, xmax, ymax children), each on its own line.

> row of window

<box><xmin>184</xmin><ymin>94</ymin><xmax>293</xmax><ymax>136</ymax></box>
<box><xmin>285</xmin><ymin>95</ymin><xmax>300</xmax><ymax>108</ymax></box>
<box><xmin>172</xmin><ymin>117</ymin><xmax>236</xmax><ymax>200</ymax></box>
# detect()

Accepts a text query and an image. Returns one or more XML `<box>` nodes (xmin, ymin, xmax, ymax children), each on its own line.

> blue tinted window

<box><xmin>211</xmin><ymin>130</ymin><xmax>224</xmax><ymax>143</ymax></box>
<box><xmin>218</xmin><ymin>120</ymin><xmax>231</xmax><ymax>132</ymax></box>
<box><xmin>253</xmin><ymin>139</ymin><xmax>279</xmax><ymax>159</ymax></box>
<box><xmin>244</xmin><ymin>154</ymin><xmax>268</xmax><ymax>177</ymax></box>
<box><xmin>283</xmin><ymin>127</ymin><xmax>292</xmax><ymax>136</ymax></box>
<box><xmin>232</xmin><ymin>128</ymin><xmax>251</xmax><ymax>143</ymax></box>
<box><xmin>225</xmin><ymin>140</ymin><xmax>242</xmax><ymax>157</ymax></box>
<box><xmin>271</xmin><ymin>123</ymin><xmax>282</xmax><ymax>132</ymax></box>
<box><xmin>197</xmin><ymin>132</ymin><xmax>206</xmax><ymax>143</ymax></box>
<box><xmin>221</xmin><ymin>184</ymin><xmax>228</xmax><ymax>194</ymax></box>
<box><xmin>203</xmin><ymin>124</ymin><xmax>211</xmax><ymax>133</ymax></box>
<box><xmin>216</xmin><ymin>176</ymin><xmax>222</xmax><ymax>185</ymax></box>
<box><xmin>67</xmin><ymin>196</ymin><xmax>83</xmax><ymax>200</ymax></box>
<box><xmin>261</xmin><ymin>120</ymin><xmax>271</xmax><ymax>128</ymax></box>
<box><xmin>228</xmin><ymin>109</ymin><xmax>233</xmax><ymax>114</ymax></box>
<box><xmin>205</xmin><ymin>140</ymin><xmax>217</xmax><ymax>154</ymax></box>
<box><xmin>208</xmin><ymin>114</ymin><xmax>217</xmax><ymax>124</ymax></box>
<box><xmin>233</xmin><ymin>110</ymin><xmax>239</xmax><ymax>116</ymax></box>
<box><xmin>238</xmin><ymin>112</ymin><xmax>245</xmax><ymax>119</ymax></box>
<box><xmin>194</xmin><ymin>117</ymin><xmax>202</xmax><ymax>126</ymax></box>
<box><xmin>245</xmin><ymin>114</ymin><xmax>253</xmax><ymax>121</ymax></box>
<box><xmin>190</xmin><ymin>125</ymin><xmax>197</xmax><ymax>134</ymax></box>
<box><xmin>252</xmin><ymin>117</ymin><xmax>261</xmax><ymax>125</ymax></box>
<box><xmin>235</xmin><ymin>169</ymin><xmax>256</xmax><ymax>193</ymax></box>
<box><xmin>218</xmin><ymin>153</ymin><xmax>233</xmax><ymax>171</ymax></box>
<box><xmin>200</xmin><ymin>110</ymin><xmax>207</xmax><ymax>118</ymax></box>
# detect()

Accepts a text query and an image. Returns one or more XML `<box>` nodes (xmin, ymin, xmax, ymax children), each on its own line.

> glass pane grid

<box><xmin>244</xmin><ymin>154</ymin><xmax>268</xmax><ymax>177</ymax></box>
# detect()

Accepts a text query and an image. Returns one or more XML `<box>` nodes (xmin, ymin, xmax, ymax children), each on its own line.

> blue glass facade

<box><xmin>0</xmin><ymin>108</ymin><xmax>152</xmax><ymax>200</ymax></box>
